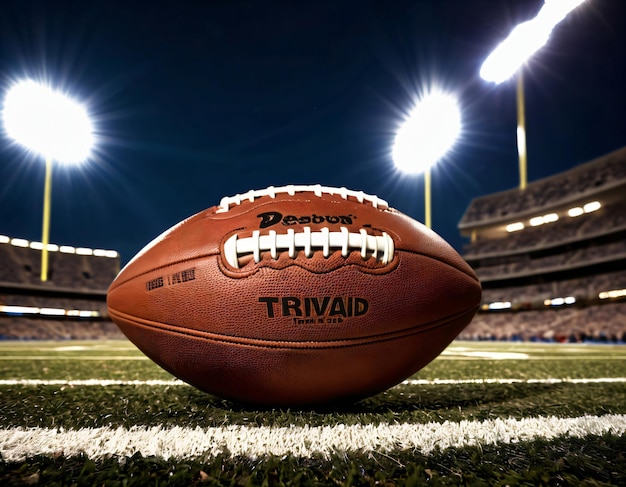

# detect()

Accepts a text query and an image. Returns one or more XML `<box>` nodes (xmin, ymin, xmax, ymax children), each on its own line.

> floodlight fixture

<box><xmin>393</xmin><ymin>90</ymin><xmax>461</xmax><ymax>175</ymax></box>
<box><xmin>392</xmin><ymin>89</ymin><xmax>461</xmax><ymax>229</ymax></box>
<box><xmin>3</xmin><ymin>79</ymin><xmax>93</xmax><ymax>163</ymax></box>
<box><xmin>480</xmin><ymin>0</ymin><xmax>588</xmax><ymax>84</ymax></box>
<box><xmin>2</xmin><ymin>79</ymin><xmax>94</xmax><ymax>281</ymax></box>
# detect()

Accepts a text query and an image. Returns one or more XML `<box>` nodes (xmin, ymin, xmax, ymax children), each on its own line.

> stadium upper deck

<box><xmin>0</xmin><ymin>236</ymin><xmax>119</xmax><ymax>292</ymax></box>
<box><xmin>459</xmin><ymin>146</ymin><xmax>626</xmax><ymax>341</ymax></box>
<box><xmin>0</xmin><ymin>237</ymin><xmax>122</xmax><ymax>339</ymax></box>
<box><xmin>459</xmin><ymin>146</ymin><xmax>626</xmax><ymax>240</ymax></box>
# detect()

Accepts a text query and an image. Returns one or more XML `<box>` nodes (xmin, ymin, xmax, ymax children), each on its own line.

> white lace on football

<box><xmin>216</xmin><ymin>185</ymin><xmax>389</xmax><ymax>213</ymax></box>
<box><xmin>223</xmin><ymin>227</ymin><xmax>394</xmax><ymax>268</ymax></box>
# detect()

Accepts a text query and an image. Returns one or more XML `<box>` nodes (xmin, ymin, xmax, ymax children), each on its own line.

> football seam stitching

<box><xmin>110</xmin><ymin>307</ymin><xmax>479</xmax><ymax>351</ymax></box>
<box><xmin>401</xmin><ymin>249</ymin><xmax>481</xmax><ymax>284</ymax></box>
<box><xmin>108</xmin><ymin>248</ymin><xmax>479</xmax><ymax>286</ymax></box>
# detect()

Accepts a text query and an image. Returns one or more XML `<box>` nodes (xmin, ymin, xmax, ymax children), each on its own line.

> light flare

<box><xmin>2</xmin><ymin>79</ymin><xmax>94</xmax><ymax>164</ymax></box>
<box><xmin>480</xmin><ymin>0</ymin><xmax>588</xmax><ymax>84</ymax></box>
<box><xmin>392</xmin><ymin>89</ymin><xmax>461</xmax><ymax>175</ymax></box>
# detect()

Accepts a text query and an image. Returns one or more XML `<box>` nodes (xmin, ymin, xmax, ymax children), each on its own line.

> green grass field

<box><xmin>1</xmin><ymin>340</ymin><xmax>625</xmax><ymax>485</ymax></box>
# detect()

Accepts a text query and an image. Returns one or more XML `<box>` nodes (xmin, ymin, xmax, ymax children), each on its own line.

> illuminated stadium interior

<box><xmin>1</xmin><ymin>147</ymin><xmax>625</xmax><ymax>343</ymax></box>
<box><xmin>0</xmin><ymin>237</ymin><xmax>121</xmax><ymax>340</ymax></box>
<box><xmin>459</xmin><ymin>146</ymin><xmax>626</xmax><ymax>342</ymax></box>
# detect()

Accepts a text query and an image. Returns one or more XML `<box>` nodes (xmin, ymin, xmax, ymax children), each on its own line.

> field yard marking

<box><xmin>401</xmin><ymin>377</ymin><xmax>626</xmax><ymax>385</ymax></box>
<box><xmin>436</xmin><ymin>355</ymin><xmax>626</xmax><ymax>360</ymax></box>
<box><xmin>441</xmin><ymin>350</ymin><xmax>530</xmax><ymax>359</ymax></box>
<box><xmin>52</xmin><ymin>346</ymin><xmax>92</xmax><ymax>351</ymax></box>
<box><xmin>0</xmin><ymin>342</ymin><xmax>138</xmax><ymax>352</ymax></box>
<box><xmin>0</xmin><ymin>379</ymin><xmax>183</xmax><ymax>386</ymax></box>
<box><xmin>0</xmin><ymin>356</ymin><xmax>148</xmax><ymax>360</ymax></box>
<box><xmin>1</xmin><ymin>414</ymin><xmax>625</xmax><ymax>462</ymax></box>
<box><xmin>2</xmin><ymin>378</ymin><xmax>626</xmax><ymax>387</ymax></box>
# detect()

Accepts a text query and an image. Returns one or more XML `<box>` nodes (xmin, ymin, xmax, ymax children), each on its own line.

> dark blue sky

<box><xmin>1</xmin><ymin>0</ymin><xmax>624</xmax><ymax>264</ymax></box>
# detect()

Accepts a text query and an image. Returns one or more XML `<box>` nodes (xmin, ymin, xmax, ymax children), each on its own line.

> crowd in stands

<box><xmin>460</xmin><ymin>147</ymin><xmax>626</xmax><ymax>226</ymax></box>
<box><xmin>481</xmin><ymin>269</ymin><xmax>626</xmax><ymax>305</ymax></box>
<box><xmin>461</xmin><ymin>302</ymin><xmax>626</xmax><ymax>343</ymax></box>
<box><xmin>0</xmin><ymin>318</ymin><xmax>124</xmax><ymax>340</ymax></box>
<box><xmin>0</xmin><ymin>239</ymin><xmax>121</xmax><ymax>340</ymax></box>
<box><xmin>0</xmin><ymin>243</ymin><xmax>118</xmax><ymax>291</ymax></box>
<box><xmin>457</xmin><ymin>147</ymin><xmax>626</xmax><ymax>342</ymax></box>
<box><xmin>473</xmin><ymin>237</ymin><xmax>626</xmax><ymax>280</ymax></box>
<box><xmin>464</xmin><ymin>200</ymin><xmax>626</xmax><ymax>259</ymax></box>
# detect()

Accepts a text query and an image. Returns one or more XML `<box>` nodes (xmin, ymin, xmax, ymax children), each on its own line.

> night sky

<box><xmin>1</xmin><ymin>0</ymin><xmax>624</xmax><ymax>265</ymax></box>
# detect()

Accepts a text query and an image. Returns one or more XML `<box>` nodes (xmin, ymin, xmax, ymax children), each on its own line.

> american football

<box><xmin>107</xmin><ymin>184</ymin><xmax>481</xmax><ymax>406</ymax></box>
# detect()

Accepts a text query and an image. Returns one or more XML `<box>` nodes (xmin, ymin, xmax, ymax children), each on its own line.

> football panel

<box><xmin>107</xmin><ymin>250</ymin><xmax>481</xmax><ymax>344</ymax></box>
<box><xmin>111</xmin><ymin>188</ymin><xmax>479</xmax><ymax>292</ymax></box>
<box><xmin>111</xmin><ymin>307</ymin><xmax>477</xmax><ymax>406</ymax></box>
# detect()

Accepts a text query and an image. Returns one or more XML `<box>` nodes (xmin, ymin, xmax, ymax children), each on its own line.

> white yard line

<box><xmin>0</xmin><ymin>379</ymin><xmax>183</xmax><ymax>386</ymax></box>
<box><xmin>0</xmin><ymin>356</ymin><xmax>148</xmax><ymax>360</ymax></box>
<box><xmin>1</xmin><ymin>377</ymin><xmax>626</xmax><ymax>387</ymax></box>
<box><xmin>401</xmin><ymin>377</ymin><xmax>626</xmax><ymax>385</ymax></box>
<box><xmin>1</xmin><ymin>414</ymin><xmax>625</xmax><ymax>462</ymax></box>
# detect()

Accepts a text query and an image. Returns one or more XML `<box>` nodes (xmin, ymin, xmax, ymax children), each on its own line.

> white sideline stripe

<box><xmin>0</xmin><ymin>356</ymin><xmax>149</xmax><ymax>361</ymax></box>
<box><xmin>0</xmin><ymin>379</ymin><xmax>184</xmax><ymax>386</ymax></box>
<box><xmin>1</xmin><ymin>415</ymin><xmax>625</xmax><ymax>462</ymax></box>
<box><xmin>1</xmin><ymin>377</ymin><xmax>625</xmax><ymax>387</ymax></box>
<box><xmin>401</xmin><ymin>377</ymin><xmax>626</xmax><ymax>385</ymax></box>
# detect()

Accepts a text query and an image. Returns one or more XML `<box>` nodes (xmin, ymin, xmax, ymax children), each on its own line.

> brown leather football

<box><xmin>107</xmin><ymin>185</ymin><xmax>481</xmax><ymax>406</ymax></box>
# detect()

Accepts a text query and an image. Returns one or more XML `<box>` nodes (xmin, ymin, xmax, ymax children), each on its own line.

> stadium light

<box><xmin>2</xmin><ymin>79</ymin><xmax>94</xmax><ymax>281</ymax></box>
<box><xmin>599</xmin><ymin>289</ymin><xmax>626</xmax><ymax>300</ymax></box>
<box><xmin>583</xmin><ymin>201</ymin><xmax>601</xmax><ymax>213</ymax></box>
<box><xmin>506</xmin><ymin>222</ymin><xmax>524</xmax><ymax>233</ymax></box>
<box><xmin>392</xmin><ymin>89</ymin><xmax>461</xmax><ymax>228</ymax></box>
<box><xmin>480</xmin><ymin>0</ymin><xmax>588</xmax><ymax>190</ymax></box>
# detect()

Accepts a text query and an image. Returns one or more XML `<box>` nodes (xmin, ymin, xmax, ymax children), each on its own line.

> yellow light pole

<box><xmin>424</xmin><ymin>167</ymin><xmax>432</xmax><ymax>229</ymax></box>
<box><xmin>2</xmin><ymin>79</ymin><xmax>94</xmax><ymax>281</ymax></box>
<box><xmin>41</xmin><ymin>157</ymin><xmax>53</xmax><ymax>280</ymax></box>
<box><xmin>516</xmin><ymin>71</ymin><xmax>527</xmax><ymax>191</ymax></box>
<box><xmin>392</xmin><ymin>89</ymin><xmax>461</xmax><ymax>229</ymax></box>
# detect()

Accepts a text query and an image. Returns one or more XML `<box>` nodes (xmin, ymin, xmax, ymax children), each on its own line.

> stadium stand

<box><xmin>459</xmin><ymin>146</ymin><xmax>626</xmax><ymax>342</ymax></box>
<box><xmin>4</xmin><ymin>144</ymin><xmax>625</xmax><ymax>344</ymax></box>
<box><xmin>0</xmin><ymin>237</ymin><xmax>123</xmax><ymax>339</ymax></box>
